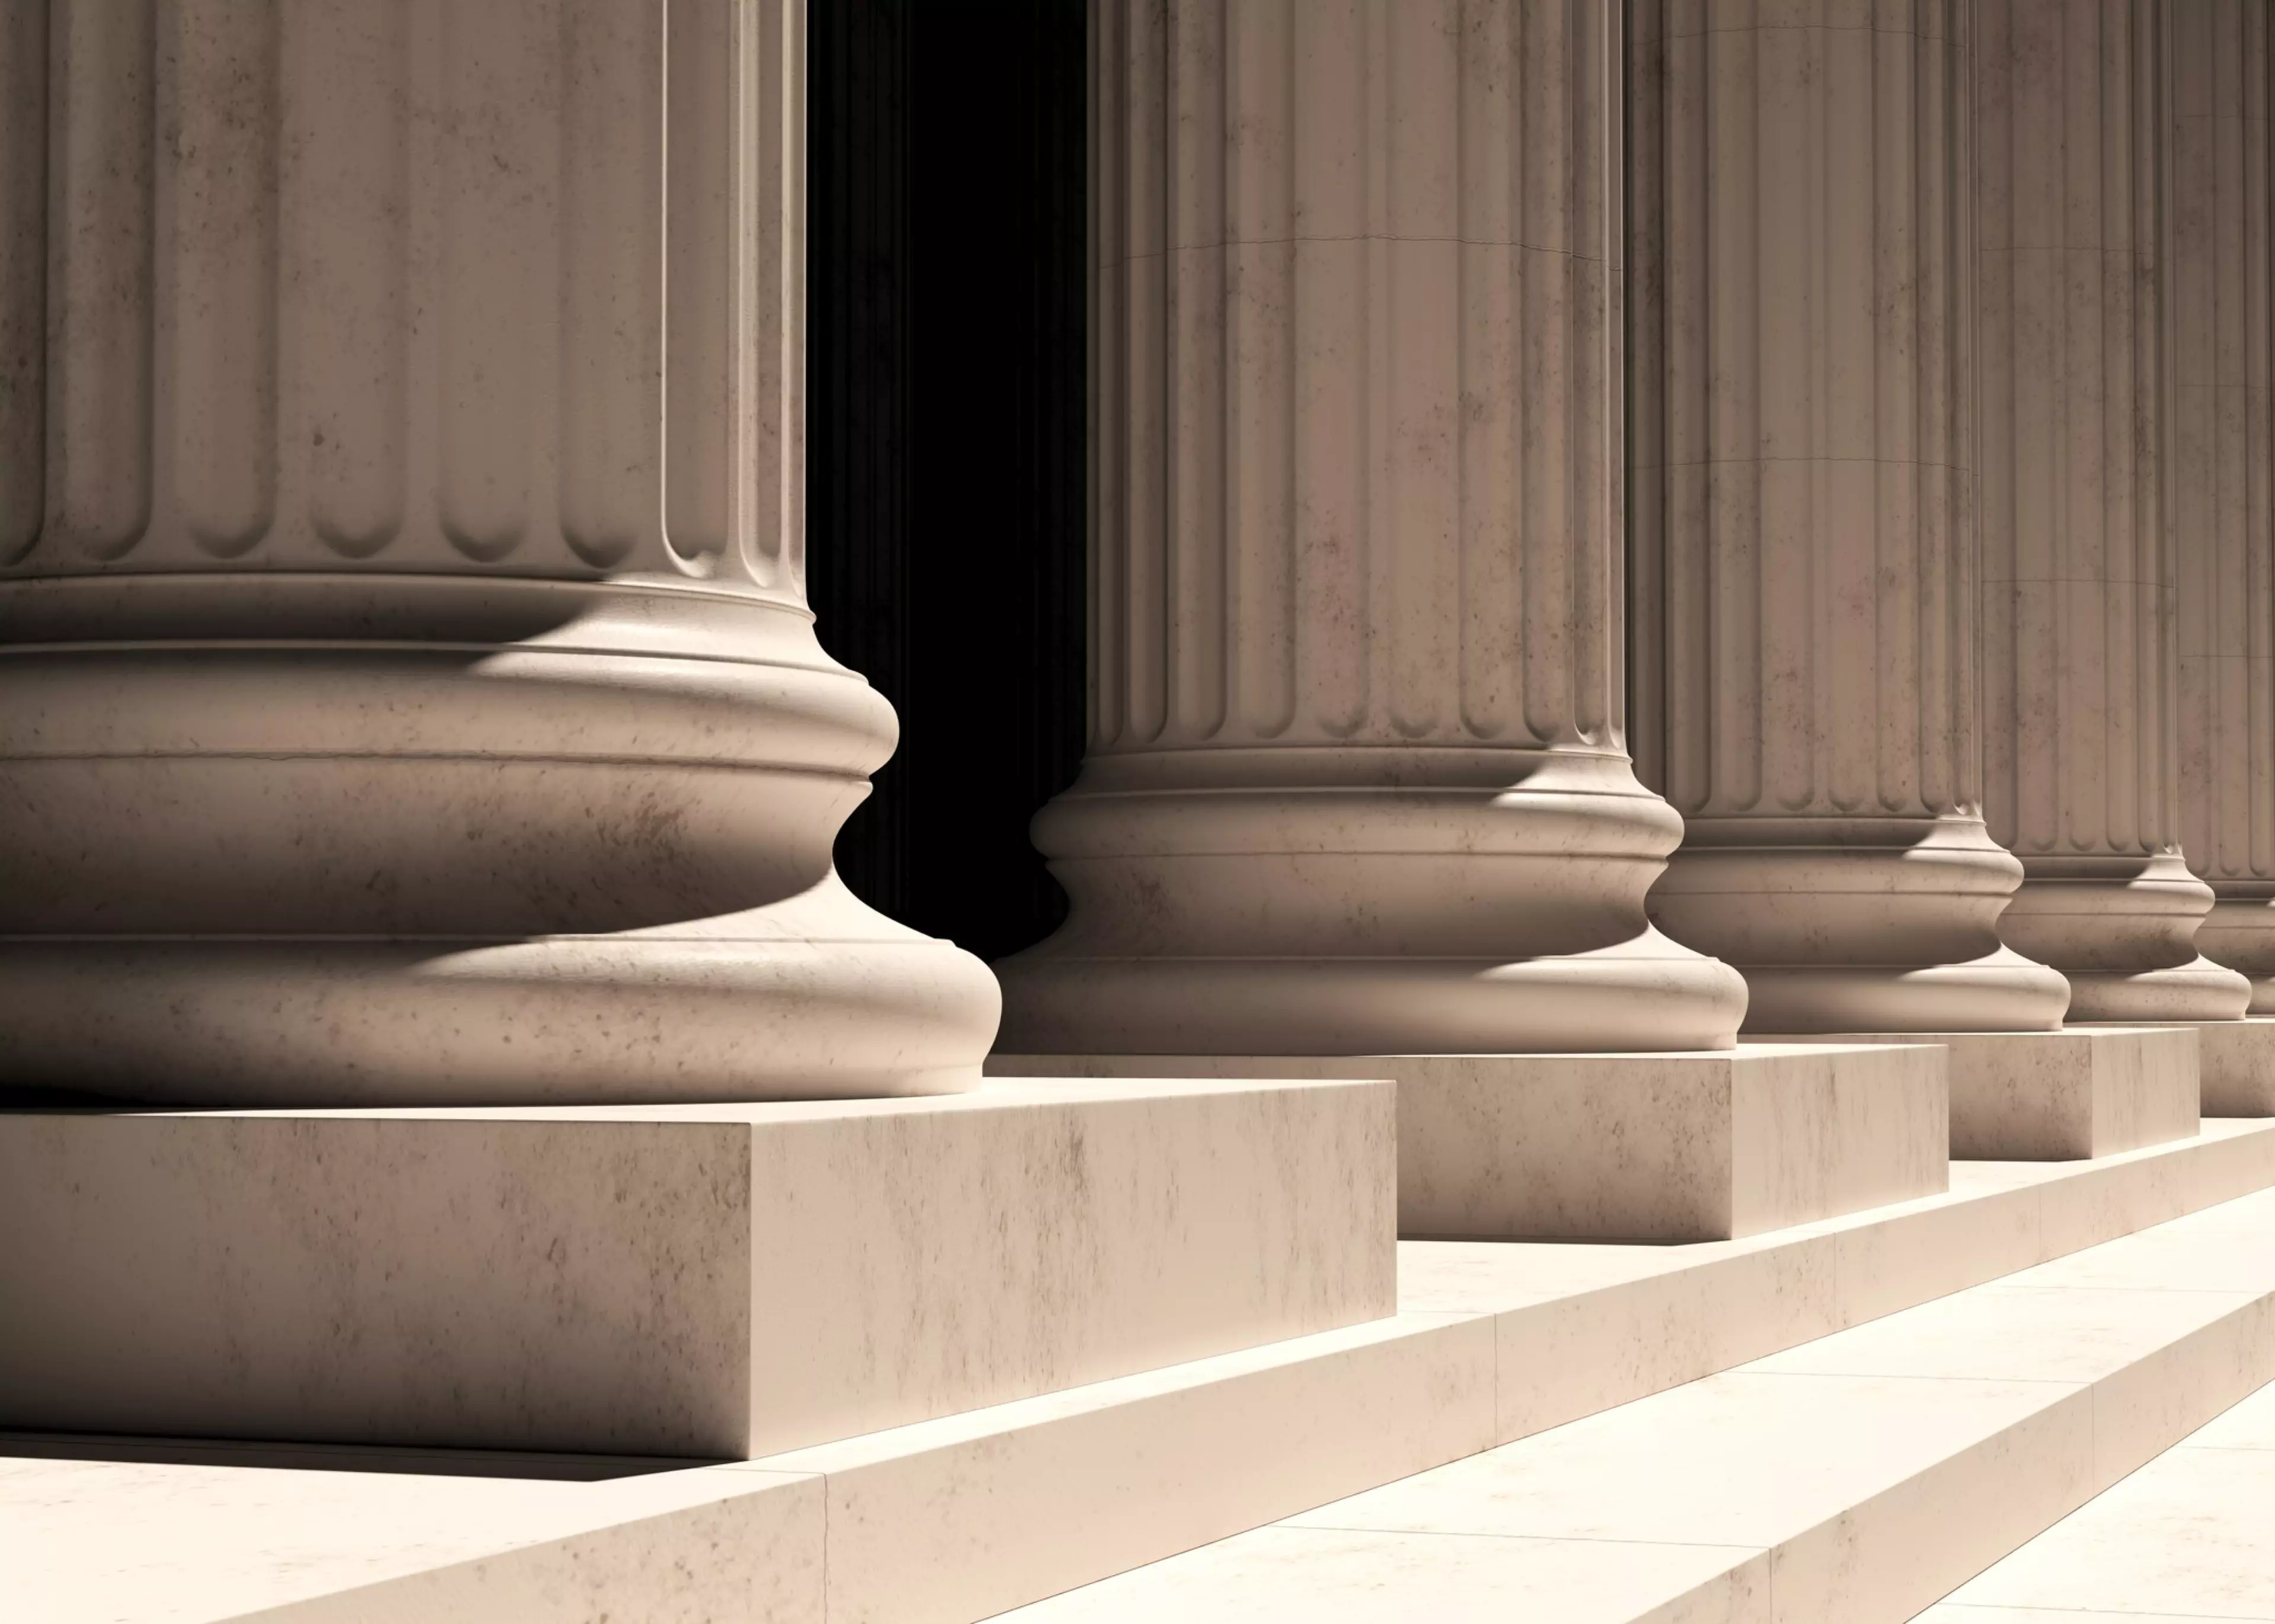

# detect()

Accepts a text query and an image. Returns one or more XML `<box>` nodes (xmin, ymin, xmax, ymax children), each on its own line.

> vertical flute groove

<box><xmin>1633</xmin><ymin>0</ymin><xmax>1975</xmax><ymax>821</ymax></box>
<box><xmin>1002</xmin><ymin>0</ymin><xmax>1748</xmax><ymax>1057</ymax></box>
<box><xmin>5</xmin><ymin>0</ymin><xmax>806</xmax><ymax>601</ymax></box>
<box><xmin>1979</xmin><ymin>0</ymin><xmax>2173</xmax><ymax>859</ymax></box>
<box><xmin>0</xmin><ymin>2</ymin><xmax>46</xmax><ymax>562</ymax></box>
<box><xmin>2171</xmin><ymin>0</ymin><xmax>2275</xmax><ymax>1004</ymax></box>
<box><xmin>2174</xmin><ymin>0</ymin><xmax>2275</xmax><ymax>885</ymax></box>
<box><xmin>1088</xmin><ymin>0</ymin><xmax>1623</xmax><ymax>754</ymax></box>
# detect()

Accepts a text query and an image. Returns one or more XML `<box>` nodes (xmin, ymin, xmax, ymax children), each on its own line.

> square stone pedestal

<box><xmin>2071</xmin><ymin>1019</ymin><xmax>2275</xmax><ymax>1116</ymax></box>
<box><xmin>1760</xmin><ymin>1028</ymin><xmax>2200</xmax><ymax>1159</ymax></box>
<box><xmin>0</xmin><ymin>1079</ymin><xmax>1393</xmax><ymax>1459</ymax></box>
<box><xmin>988</xmin><ymin>1046</ymin><xmax>1947</xmax><ymax>1243</ymax></box>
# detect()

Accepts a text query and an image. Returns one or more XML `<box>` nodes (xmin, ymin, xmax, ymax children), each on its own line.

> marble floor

<box><xmin>11</xmin><ymin>1125</ymin><xmax>2275</xmax><ymax>1624</ymax></box>
<box><xmin>1915</xmin><ymin>1376</ymin><xmax>2275</xmax><ymax>1622</ymax></box>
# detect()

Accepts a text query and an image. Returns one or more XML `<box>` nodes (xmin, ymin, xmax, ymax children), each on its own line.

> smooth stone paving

<box><xmin>9</xmin><ymin>1122</ymin><xmax>2275</xmax><ymax>1624</ymax></box>
<box><xmin>1003</xmin><ymin>1182</ymin><xmax>2275</xmax><ymax>1623</ymax></box>
<box><xmin>1915</xmin><ymin>1344</ymin><xmax>2275</xmax><ymax>1620</ymax></box>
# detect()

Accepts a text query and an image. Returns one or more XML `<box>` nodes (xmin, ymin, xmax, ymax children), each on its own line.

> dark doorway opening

<box><xmin>808</xmin><ymin>0</ymin><xmax>1087</xmax><ymax>965</ymax></box>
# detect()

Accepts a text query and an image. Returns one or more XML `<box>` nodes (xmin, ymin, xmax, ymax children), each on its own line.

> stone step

<box><xmin>9</xmin><ymin>1120</ymin><xmax>2275</xmax><ymax>1624</ymax></box>
<box><xmin>1004</xmin><ymin>1177</ymin><xmax>2275</xmax><ymax>1624</ymax></box>
<box><xmin>1911</xmin><ymin>1354</ymin><xmax>2275</xmax><ymax>1620</ymax></box>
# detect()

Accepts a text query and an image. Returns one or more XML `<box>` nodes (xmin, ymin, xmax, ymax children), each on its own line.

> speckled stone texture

<box><xmin>1763</xmin><ymin>1028</ymin><xmax>2202</xmax><ymax>1159</ymax></box>
<box><xmin>994</xmin><ymin>0</ymin><xmax>1747</xmax><ymax>1058</ymax></box>
<box><xmin>1976</xmin><ymin>0</ymin><xmax>2251</xmax><ymax>1022</ymax></box>
<box><xmin>2170</xmin><ymin>2</ymin><xmax>2275</xmax><ymax>1015</ymax></box>
<box><xmin>1627</xmin><ymin>0</ymin><xmax>2071</xmax><ymax>1036</ymax></box>
<box><xmin>2074</xmin><ymin>1016</ymin><xmax>2275</xmax><ymax>1118</ymax></box>
<box><xmin>0</xmin><ymin>0</ymin><xmax>999</xmax><ymax>1104</ymax></box>
<box><xmin>991</xmin><ymin>1045</ymin><xmax>1949</xmax><ymax>1242</ymax></box>
<box><xmin>0</xmin><ymin>1079</ymin><xmax>1395</xmax><ymax>1457</ymax></box>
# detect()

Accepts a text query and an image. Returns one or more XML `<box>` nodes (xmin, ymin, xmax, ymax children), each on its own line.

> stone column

<box><xmin>0</xmin><ymin>0</ymin><xmax>1000</xmax><ymax>1103</ymax></box>
<box><xmin>1629</xmin><ymin>0</ymin><xmax>2071</xmax><ymax>1034</ymax></box>
<box><xmin>995</xmin><ymin>0</ymin><xmax>1747</xmax><ymax>1055</ymax></box>
<box><xmin>1976</xmin><ymin>0</ymin><xmax>2250</xmax><ymax>1019</ymax></box>
<box><xmin>2171</xmin><ymin>0</ymin><xmax>2275</xmax><ymax>1012</ymax></box>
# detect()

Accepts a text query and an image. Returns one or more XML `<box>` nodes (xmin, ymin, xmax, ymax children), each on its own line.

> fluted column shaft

<box><xmin>2171</xmin><ymin>0</ymin><xmax>2275</xmax><ymax>1011</ymax></box>
<box><xmin>1630</xmin><ymin>0</ymin><xmax>2069</xmax><ymax>1034</ymax></box>
<box><xmin>0</xmin><ymin>0</ymin><xmax>998</xmax><ymax>1103</ymax></box>
<box><xmin>1976</xmin><ymin>0</ymin><xmax>2249</xmax><ymax>1019</ymax></box>
<box><xmin>996</xmin><ymin>0</ymin><xmax>1746</xmax><ymax>1055</ymax></box>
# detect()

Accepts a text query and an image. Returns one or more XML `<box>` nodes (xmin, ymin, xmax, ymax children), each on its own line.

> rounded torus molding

<box><xmin>995</xmin><ymin>749</ymin><xmax>1748</xmax><ymax>1056</ymax></box>
<box><xmin>1648</xmin><ymin>817</ymin><xmax>2072</xmax><ymax>1034</ymax></box>
<box><xmin>2197</xmin><ymin>887</ymin><xmax>2275</xmax><ymax>1016</ymax></box>
<box><xmin>0</xmin><ymin>575</ymin><xmax>1001</xmax><ymax>1105</ymax></box>
<box><xmin>1997</xmin><ymin>855</ymin><xmax>2252</xmax><ymax>1022</ymax></box>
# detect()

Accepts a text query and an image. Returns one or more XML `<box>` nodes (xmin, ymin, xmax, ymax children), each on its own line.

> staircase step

<box><xmin>1912</xmin><ymin>1354</ymin><xmax>2275</xmax><ymax>1620</ymax></box>
<box><xmin>8</xmin><ymin>1121</ymin><xmax>2275</xmax><ymax>1624</ymax></box>
<box><xmin>1001</xmin><ymin>1181</ymin><xmax>2275</xmax><ymax>1624</ymax></box>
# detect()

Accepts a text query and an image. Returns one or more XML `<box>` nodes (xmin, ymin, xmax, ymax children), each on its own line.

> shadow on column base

<box><xmin>2199</xmin><ymin>891</ymin><xmax>2275</xmax><ymax>1015</ymax></box>
<box><xmin>2001</xmin><ymin>858</ymin><xmax>2254</xmax><ymax>1022</ymax></box>
<box><xmin>1730</xmin><ymin>948</ymin><xmax>2072</xmax><ymax>1035</ymax></box>
<box><xmin>993</xmin><ymin>928</ymin><xmax>1748</xmax><ymax>1055</ymax></box>
<box><xmin>2052</xmin><ymin>960</ymin><xmax>2254</xmax><ymax>1023</ymax></box>
<box><xmin>1649</xmin><ymin>815</ymin><xmax>2071</xmax><ymax>1034</ymax></box>
<box><xmin>0</xmin><ymin>575</ymin><xmax>1004</xmax><ymax>1106</ymax></box>
<box><xmin>0</xmin><ymin>920</ymin><xmax>1001</xmax><ymax>1108</ymax></box>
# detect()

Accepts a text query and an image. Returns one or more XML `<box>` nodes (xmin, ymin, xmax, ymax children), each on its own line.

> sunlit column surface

<box><xmin>1629</xmin><ymin>0</ymin><xmax>2070</xmax><ymax>1034</ymax></box>
<box><xmin>1976</xmin><ymin>0</ymin><xmax>2250</xmax><ymax>1019</ymax></box>
<box><xmin>997</xmin><ymin>0</ymin><xmax>1747</xmax><ymax>1055</ymax></box>
<box><xmin>2170</xmin><ymin>0</ymin><xmax>2275</xmax><ymax>1012</ymax></box>
<box><xmin>0</xmin><ymin>0</ymin><xmax>999</xmax><ymax>1103</ymax></box>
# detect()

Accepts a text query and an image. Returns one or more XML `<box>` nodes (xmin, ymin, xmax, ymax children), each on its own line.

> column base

<box><xmin>0</xmin><ymin>575</ymin><xmax>1006</xmax><ymax>1105</ymax></box>
<box><xmin>2056</xmin><ymin>958</ymin><xmax>2256</xmax><ymax>1023</ymax></box>
<box><xmin>988</xmin><ymin>1046</ymin><xmax>1947</xmax><ymax>1242</ymax></box>
<box><xmin>1648</xmin><ymin>817</ymin><xmax>2072</xmax><ymax>1035</ymax></box>
<box><xmin>1731</xmin><ymin>948</ymin><xmax>2072</xmax><ymax>1035</ymax></box>
<box><xmin>1757</xmin><ymin>1028</ymin><xmax>2200</xmax><ymax>1158</ymax></box>
<box><xmin>0</xmin><ymin>918</ymin><xmax>1001</xmax><ymax>1106</ymax></box>
<box><xmin>2197</xmin><ymin>888</ymin><xmax>2275</xmax><ymax>1015</ymax></box>
<box><xmin>0</xmin><ymin>1079</ymin><xmax>1393</xmax><ymax>1458</ymax></box>
<box><xmin>2000</xmin><ymin>856</ymin><xmax>2254</xmax><ymax>1022</ymax></box>
<box><xmin>2072</xmin><ymin>1018</ymin><xmax>2275</xmax><ymax>1116</ymax></box>
<box><xmin>999</xmin><ymin>750</ymin><xmax>1749</xmax><ymax>1056</ymax></box>
<box><xmin>995</xmin><ymin>935</ymin><xmax>1749</xmax><ymax>1057</ymax></box>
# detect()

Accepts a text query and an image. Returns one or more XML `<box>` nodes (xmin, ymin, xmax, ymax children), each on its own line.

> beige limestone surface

<box><xmin>9</xmin><ymin>1123</ymin><xmax>2275</xmax><ymax>1624</ymax></box>
<box><xmin>2075</xmin><ymin>1016</ymin><xmax>2275</xmax><ymax>1116</ymax></box>
<box><xmin>1976</xmin><ymin>0</ymin><xmax>2251</xmax><ymax>1022</ymax></box>
<box><xmin>2198</xmin><ymin>1014</ymin><xmax>2275</xmax><ymax>1114</ymax></box>
<box><xmin>995</xmin><ymin>0</ymin><xmax>1746</xmax><ymax>1059</ymax></box>
<box><xmin>1627</xmin><ymin>0</ymin><xmax>2066</xmax><ymax>1035</ymax></box>
<box><xmin>1762</xmin><ymin>1028</ymin><xmax>2200</xmax><ymax>1158</ymax></box>
<box><xmin>0</xmin><ymin>1079</ymin><xmax>1393</xmax><ymax>1458</ymax></box>
<box><xmin>2170</xmin><ymin>0</ymin><xmax>2275</xmax><ymax>1017</ymax></box>
<box><xmin>1916</xmin><ymin>1373</ymin><xmax>2275</xmax><ymax>1620</ymax></box>
<box><xmin>991</xmin><ymin>1045</ymin><xmax>1949</xmax><ymax>1241</ymax></box>
<box><xmin>0</xmin><ymin>0</ymin><xmax>999</xmax><ymax>1104</ymax></box>
<box><xmin>1004</xmin><ymin>1185</ymin><xmax>2275</xmax><ymax>1624</ymax></box>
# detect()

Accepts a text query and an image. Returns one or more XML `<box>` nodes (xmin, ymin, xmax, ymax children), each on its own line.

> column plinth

<box><xmin>0</xmin><ymin>1</ymin><xmax>999</xmax><ymax>1103</ymax></box>
<box><xmin>996</xmin><ymin>0</ymin><xmax>1746</xmax><ymax>1056</ymax></box>
<box><xmin>1628</xmin><ymin>0</ymin><xmax>2070</xmax><ymax>1035</ymax></box>
<box><xmin>1976</xmin><ymin>0</ymin><xmax>2250</xmax><ymax>1022</ymax></box>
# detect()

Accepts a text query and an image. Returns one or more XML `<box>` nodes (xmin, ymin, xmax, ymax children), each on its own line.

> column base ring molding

<box><xmin>0</xmin><ymin>574</ymin><xmax>1002</xmax><ymax>1105</ymax></box>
